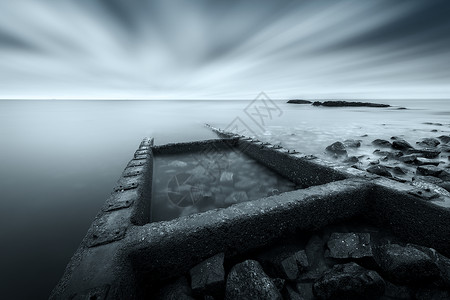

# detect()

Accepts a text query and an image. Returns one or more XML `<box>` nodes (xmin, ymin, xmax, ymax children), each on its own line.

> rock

<box><xmin>301</xmin><ymin>235</ymin><xmax>328</xmax><ymax>281</ymax></box>
<box><xmin>234</xmin><ymin>179</ymin><xmax>258</xmax><ymax>190</ymax></box>
<box><xmin>224</xmin><ymin>191</ymin><xmax>248</xmax><ymax>205</ymax></box>
<box><xmin>406</xmin><ymin>148</ymin><xmax>441</xmax><ymax>158</ymax></box>
<box><xmin>296</xmin><ymin>283</ymin><xmax>314</xmax><ymax>300</ymax></box>
<box><xmin>413</xmin><ymin>175</ymin><xmax>444</xmax><ymax>185</ymax></box>
<box><xmin>373</xmin><ymin>244</ymin><xmax>440</xmax><ymax>284</ymax></box>
<box><xmin>312</xmin><ymin>101</ymin><xmax>390</xmax><ymax>108</ymax></box>
<box><xmin>439</xmin><ymin>170</ymin><xmax>450</xmax><ymax>181</ymax></box>
<box><xmin>343</xmin><ymin>139</ymin><xmax>361</xmax><ymax>148</ymax></box>
<box><xmin>438</xmin><ymin>135</ymin><xmax>450</xmax><ymax>144</ymax></box>
<box><xmin>390</xmin><ymin>166</ymin><xmax>406</xmax><ymax>175</ymax></box>
<box><xmin>326</xmin><ymin>233</ymin><xmax>373</xmax><ymax>260</ymax></box>
<box><xmin>384</xmin><ymin>281</ymin><xmax>413</xmax><ymax>300</ymax></box>
<box><xmin>417</xmin><ymin>138</ymin><xmax>440</xmax><ymax>148</ymax></box>
<box><xmin>283</xmin><ymin>285</ymin><xmax>303</xmax><ymax>300</ymax></box>
<box><xmin>271</xmin><ymin>278</ymin><xmax>285</xmax><ymax>292</ymax></box>
<box><xmin>343</xmin><ymin>156</ymin><xmax>359</xmax><ymax>163</ymax></box>
<box><xmin>416</xmin><ymin>165</ymin><xmax>443</xmax><ymax>177</ymax></box>
<box><xmin>325</xmin><ymin>142</ymin><xmax>347</xmax><ymax>156</ymax></box>
<box><xmin>397</xmin><ymin>107</ymin><xmax>407</xmax><ymax>110</ymax></box>
<box><xmin>398</xmin><ymin>154</ymin><xmax>417</xmax><ymax>164</ymax></box>
<box><xmin>219</xmin><ymin>171</ymin><xmax>234</xmax><ymax>186</ymax></box>
<box><xmin>226</xmin><ymin>260</ymin><xmax>282</xmax><ymax>300</ymax></box>
<box><xmin>267</xmin><ymin>188</ymin><xmax>280</xmax><ymax>197</ymax></box>
<box><xmin>287</xmin><ymin>99</ymin><xmax>312</xmax><ymax>104</ymax></box>
<box><xmin>438</xmin><ymin>143</ymin><xmax>450</xmax><ymax>152</ymax></box>
<box><xmin>168</xmin><ymin>160</ymin><xmax>188</xmax><ymax>168</ymax></box>
<box><xmin>259</xmin><ymin>248</ymin><xmax>309</xmax><ymax>281</ymax></box>
<box><xmin>159</xmin><ymin>276</ymin><xmax>195</xmax><ymax>300</ymax></box>
<box><xmin>416</xmin><ymin>157</ymin><xmax>441</xmax><ymax>166</ymax></box>
<box><xmin>366</xmin><ymin>165</ymin><xmax>392</xmax><ymax>177</ymax></box>
<box><xmin>189</xmin><ymin>253</ymin><xmax>225</xmax><ymax>297</ymax></box>
<box><xmin>415</xmin><ymin>288</ymin><xmax>450</xmax><ymax>300</ymax></box>
<box><xmin>423</xmin><ymin>122</ymin><xmax>443</xmax><ymax>126</ymax></box>
<box><xmin>312</xmin><ymin>262</ymin><xmax>385</xmax><ymax>300</ymax></box>
<box><xmin>372</xmin><ymin>139</ymin><xmax>392</xmax><ymax>147</ymax></box>
<box><xmin>392</xmin><ymin>139</ymin><xmax>414</xmax><ymax>150</ymax></box>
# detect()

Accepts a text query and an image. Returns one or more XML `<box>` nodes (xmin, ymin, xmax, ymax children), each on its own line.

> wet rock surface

<box><xmin>366</xmin><ymin>165</ymin><xmax>392</xmax><ymax>178</ymax></box>
<box><xmin>313</xmin><ymin>262</ymin><xmax>385</xmax><ymax>300</ymax></box>
<box><xmin>325</xmin><ymin>141</ymin><xmax>347</xmax><ymax>156</ymax></box>
<box><xmin>153</xmin><ymin>221</ymin><xmax>450</xmax><ymax>300</ymax></box>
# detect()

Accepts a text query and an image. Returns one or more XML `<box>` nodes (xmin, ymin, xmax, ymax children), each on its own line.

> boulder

<box><xmin>438</xmin><ymin>143</ymin><xmax>450</xmax><ymax>152</ymax></box>
<box><xmin>416</xmin><ymin>157</ymin><xmax>441</xmax><ymax>166</ymax></box>
<box><xmin>438</xmin><ymin>170</ymin><xmax>450</xmax><ymax>181</ymax></box>
<box><xmin>226</xmin><ymin>260</ymin><xmax>282</xmax><ymax>300</ymax></box>
<box><xmin>372</xmin><ymin>139</ymin><xmax>392</xmax><ymax>147</ymax></box>
<box><xmin>224</xmin><ymin>191</ymin><xmax>248</xmax><ymax>205</ymax></box>
<box><xmin>159</xmin><ymin>276</ymin><xmax>195</xmax><ymax>300</ymax></box>
<box><xmin>366</xmin><ymin>165</ymin><xmax>392</xmax><ymax>177</ymax></box>
<box><xmin>373</xmin><ymin>244</ymin><xmax>440</xmax><ymax>284</ymax></box>
<box><xmin>392</xmin><ymin>139</ymin><xmax>414</xmax><ymax>150</ymax></box>
<box><xmin>416</xmin><ymin>138</ymin><xmax>440</xmax><ymax>148</ymax></box>
<box><xmin>259</xmin><ymin>248</ymin><xmax>309</xmax><ymax>281</ymax></box>
<box><xmin>437</xmin><ymin>135</ymin><xmax>450</xmax><ymax>144</ymax></box>
<box><xmin>343</xmin><ymin>139</ymin><xmax>361</xmax><ymax>148</ymax></box>
<box><xmin>343</xmin><ymin>156</ymin><xmax>359</xmax><ymax>163</ymax></box>
<box><xmin>312</xmin><ymin>262</ymin><xmax>385</xmax><ymax>300</ymax></box>
<box><xmin>398</xmin><ymin>154</ymin><xmax>417</xmax><ymax>164</ymax></box>
<box><xmin>325</xmin><ymin>142</ymin><xmax>347</xmax><ymax>156</ymax></box>
<box><xmin>416</xmin><ymin>165</ymin><xmax>443</xmax><ymax>177</ymax></box>
<box><xmin>392</xmin><ymin>166</ymin><xmax>407</xmax><ymax>175</ymax></box>
<box><xmin>271</xmin><ymin>278</ymin><xmax>286</xmax><ymax>292</ymax></box>
<box><xmin>287</xmin><ymin>99</ymin><xmax>312</xmax><ymax>104</ymax></box>
<box><xmin>189</xmin><ymin>253</ymin><xmax>225</xmax><ymax>297</ymax></box>
<box><xmin>326</xmin><ymin>233</ymin><xmax>373</xmax><ymax>260</ymax></box>
<box><xmin>406</xmin><ymin>148</ymin><xmax>441</xmax><ymax>158</ymax></box>
<box><xmin>219</xmin><ymin>171</ymin><xmax>234</xmax><ymax>186</ymax></box>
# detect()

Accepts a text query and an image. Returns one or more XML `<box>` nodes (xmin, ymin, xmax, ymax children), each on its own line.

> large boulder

<box><xmin>398</xmin><ymin>154</ymin><xmax>418</xmax><ymax>164</ymax></box>
<box><xmin>326</xmin><ymin>233</ymin><xmax>373</xmax><ymax>260</ymax></box>
<box><xmin>392</xmin><ymin>139</ymin><xmax>414</xmax><ymax>150</ymax></box>
<box><xmin>226</xmin><ymin>260</ymin><xmax>282</xmax><ymax>300</ymax></box>
<box><xmin>373</xmin><ymin>244</ymin><xmax>440</xmax><ymax>285</ymax></box>
<box><xmin>325</xmin><ymin>142</ymin><xmax>347</xmax><ymax>156</ymax></box>
<box><xmin>189</xmin><ymin>253</ymin><xmax>225</xmax><ymax>297</ymax></box>
<box><xmin>366</xmin><ymin>165</ymin><xmax>392</xmax><ymax>178</ymax></box>
<box><xmin>312</xmin><ymin>262</ymin><xmax>385</xmax><ymax>300</ymax></box>
<box><xmin>437</xmin><ymin>135</ymin><xmax>450</xmax><ymax>144</ymax></box>
<box><xmin>343</xmin><ymin>139</ymin><xmax>361</xmax><ymax>148</ymax></box>
<box><xmin>416</xmin><ymin>165</ymin><xmax>443</xmax><ymax>177</ymax></box>
<box><xmin>416</xmin><ymin>138</ymin><xmax>440</xmax><ymax>148</ymax></box>
<box><xmin>372</xmin><ymin>139</ymin><xmax>392</xmax><ymax>147</ymax></box>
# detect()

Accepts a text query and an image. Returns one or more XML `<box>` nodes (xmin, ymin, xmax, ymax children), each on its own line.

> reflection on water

<box><xmin>151</xmin><ymin>151</ymin><xmax>296</xmax><ymax>222</ymax></box>
<box><xmin>0</xmin><ymin>99</ymin><xmax>449</xmax><ymax>298</ymax></box>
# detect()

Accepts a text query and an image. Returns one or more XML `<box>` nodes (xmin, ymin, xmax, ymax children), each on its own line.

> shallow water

<box><xmin>0</xmin><ymin>99</ymin><xmax>449</xmax><ymax>298</ymax></box>
<box><xmin>152</xmin><ymin>151</ymin><xmax>296</xmax><ymax>222</ymax></box>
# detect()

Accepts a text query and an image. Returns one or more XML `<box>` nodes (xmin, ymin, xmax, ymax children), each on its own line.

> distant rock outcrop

<box><xmin>312</xmin><ymin>101</ymin><xmax>390</xmax><ymax>108</ymax></box>
<box><xmin>287</xmin><ymin>99</ymin><xmax>312</xmax><ymax>104</ymax></box>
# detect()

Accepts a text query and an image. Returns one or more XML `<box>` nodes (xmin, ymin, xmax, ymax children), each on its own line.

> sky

<box><xmin>0</xmin><ymin>0</ymin><xmax>449</xmax><ymax>100</ymax></box>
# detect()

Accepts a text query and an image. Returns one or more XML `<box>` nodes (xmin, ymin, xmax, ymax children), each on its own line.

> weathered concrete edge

<box><xmin>125</xmin><ymin>178</ymin><xmax>371</xmax><ymax>283</ymax></box>
<box><xmin>49</xmin><ymin>137</ymin><xmax>154</xmax><ymax>300</ymax></box>
<box><xmin>151</xmin><ymin>138</ymin><xmax>238</xmax><ymax>155</ymax></box>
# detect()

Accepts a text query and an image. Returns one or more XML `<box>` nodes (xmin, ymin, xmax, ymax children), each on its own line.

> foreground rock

<box><xmin>366</xmin><ymin>165</ymin><xmax>392</xmax><ymax>177</ymax></box>
<box><xmin>325</xmin><ymin>142</ymin><xmax>347</xmax><ymax>156</ymax></box>
<box><xmin>343</xmin><ymin>139</ymin><xmax>361</xmax><ymax>148</ymax></box>
<box><xmin>374</xmin><ymin>244</ymin><xmax>440</xmax><ymax>285</ymax></box>
<box><xmin>416</xmin><ymin>138</ymin><xmax>440</xmax><ymax>148</ymax></box>
<box><xmin>312</xmin><ymin>262</ymin><xmax>385</xmax><ymax>300</ymax></box>
<box><xmin>159</xmin><ymin>276</ymin><xmax>194</xmax><ymax>300</ymax></box>
<box><xmin>372</xmin><ymin>139</ymin><xmax>392</xmax><ymax>147</ymax></box>
<box><xmin>287</xmin><ymin>99</ymin><xmax>312</xmax><ymax>104</ymax></box>
<box><xmin>392</xmin><ymin>139</ymin><xmax>414</xmax><ymax>150</ymax></box>
<box><xmin>312</xmin><ymin>101</ymin><xmax>390</xmax><ymax>108</ymax></box>
<box><xmin>190</xmin><ymin>253</ymin><xmax>225</xmax><ymax>297</ymax></box>
<box><xmin>326</xmin><ymin>233</ymin><xmax>373</xmax><ymax>260</ymax></box>
<box><xmin>226</xmin><ymin>260</ymin><xmax>282</xmax><ymax>299</ymax></box>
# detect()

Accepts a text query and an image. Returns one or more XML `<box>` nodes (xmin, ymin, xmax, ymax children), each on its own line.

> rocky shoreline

<box><xmin>324</xmin><ymin>134</ymin><xmax>450</xmax><ymax>199</ymax></box>
<box><xmin>155</xmin><ymin>222</ymin><xmax>450</xmax><ymax>299</ymax></box>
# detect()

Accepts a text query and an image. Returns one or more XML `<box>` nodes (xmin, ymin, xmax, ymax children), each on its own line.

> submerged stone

<box><xmin>226</xmin><ymin>260</ymin><xmax>282</xmax><ymax>300</ymax></box>
<box><xmin>224</xmin><ymin>191</ymin><xmax>248</xmax><ymax>205</ymax></box>
<box><xmin>219</xmin><ymin>171</ymin><xmax>234</xmax><ymax>186</ymax></box>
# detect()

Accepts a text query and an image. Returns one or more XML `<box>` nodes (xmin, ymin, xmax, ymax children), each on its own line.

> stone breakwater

<box><xmin>50</xmin><ymin>127</ymin><xmax>450</xmax><ymax>299</ymax></box>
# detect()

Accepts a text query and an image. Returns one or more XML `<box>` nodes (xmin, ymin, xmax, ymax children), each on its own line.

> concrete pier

<box><xmin>50</xmin><ymin>129</ymin><xmax>450</xmax><ymax>299</ymax></box>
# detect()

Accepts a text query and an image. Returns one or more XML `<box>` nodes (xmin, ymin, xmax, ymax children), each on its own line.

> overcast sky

<box><xmin>0</xmin><ymin>0</ymin><xmax>449</xmax><ymax>100</ymax></box>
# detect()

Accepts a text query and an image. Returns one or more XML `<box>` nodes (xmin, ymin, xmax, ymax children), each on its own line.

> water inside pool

<box><xmin>151</xmin><ymin>150</ymin><xmax>297</xmax><ymax>222</ymax></box>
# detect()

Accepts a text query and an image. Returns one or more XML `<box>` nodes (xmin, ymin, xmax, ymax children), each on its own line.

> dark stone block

<box><xmin>226</xmin><ymin>260</ymin><xmax>282</xmax><ymax>300</ymax></box>
<box><xmin>406</xmin><ymin>148</ymin><xmax>441</xmax><ymax>158</ymax></box>
<box><xmin>398</xmin><ymin>154</ymin><xmax>417</xmax><ymax>164</ymax></box>
<box><xmin>312</xmin><ymin>262</ymin><xmax>385</xmax><ymax>300</ymax></box>
<box><xmin>372</xmin><ymin>139</ymin><xmax>392</xmax><ymax>147</ymax></box>
<box><xmin>189</xmin><ymin>253</ymin><xmax>225</xmax><ymax>297</ymax></box>
<box><xmin>392</xmin><ymin>139</ymin><xmax>413</xmax><ymax>151</ymax></box>
<box><xmin>325</xmin><ymin>142</ymin><xmax>347</xmax><ymax>156</ymax></box>
<box><xmin>366</xmin><ymin>165</ymin><xmax>392</xmax><ymax>178</ymax></box>
<box><xmin>326</xmin><ymin>233</ymin><xmax>373</xmax><ymax>260</ymax></box>
<box><xmin>373</xmin><ymin>244</ymin><xmax>440</xmax><ymax>285</ymax></box>
<box><xmin>416</xmin><ymin>165</ymin><xmax>443</xmax><ymax>177</ymax></box>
